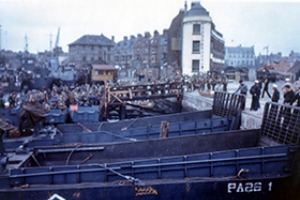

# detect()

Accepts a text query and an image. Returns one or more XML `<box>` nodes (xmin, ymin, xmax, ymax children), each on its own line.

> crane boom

<box><xmin>55</xmin><ymin>27</ymin><xmax>60</xmax><ymax>48</ymax></box>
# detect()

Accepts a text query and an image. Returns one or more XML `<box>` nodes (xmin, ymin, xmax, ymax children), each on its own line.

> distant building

<box><xmin>136</xmin><ymin>67</ymin><xmax>160</xmax><ymax>82</ymax></box>
<box><xmin>112</xmin><ymin>31</ymin><xmax>168</xmax><ymax>80</ymax></box>
<box><xmin>181</xmin><ymin>1</ymin><xmax>224</xmax><ymax>76</ymax></box>
<box><xmin>256</xmin><ymin>52</ymin><xmax>282</xmax><ymax>67</ymax></box>
<box><xmin>150</xmin><ymin>30</ymin><xmax>168</xmax><ymax>68</ymax></box>
<box><xmin>257</xmin><ymin>59</ymin><xmax>292</xmax><ymax>81</ymax></box>
<box><xmin>91</xmin><ymin>64</ymin><xmax>117</xmax><ymax>83</ymax></box>
<box><xmin>167</xmin><ymin>10</ymin><xmax>184</xmax><ymax>68</ymax></box>
<box><xmin>132</xmin><ymin>33</ymin><xmax>150</xmax><ymax>68</ymax></box>
<box><xmin>256</xmin><ymin>51</ymin><xmax>300</xmax><ymax>69</ymax></box>
<box><xmin>288</xmin><ymin>60</ymin><xmax>300</xmax><ymax>81</ymax></box>
<box><xmin>225</xmin><ymin>45</ymin><xmax>255</xmax><ymax>68</ymax></box>
<box><xmin>68</xmin><ymin>34</ymin><xmax>115</xmax><ymax>66</ymax></box>
<box><xmin>112</xmin><ymin>36</ymin><xmax>136</xmax><ymax>68</ymax></box>
<box><xmin>49</xmin><ymin>58</ymin><xmax>76</xmax><ymax>82</ymax></box>
<box><xmin>288</xmin><ymin>51</ymin><xmax>300</xmax><ymax>65</ymax></box>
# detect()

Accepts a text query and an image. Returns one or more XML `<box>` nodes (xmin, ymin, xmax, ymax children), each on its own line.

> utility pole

<box><xmin>24</xmin><ymin>34</ymin><xmax>28</xmax><ymax>52</ymax></box>
<box><xmin>264</xmin><ymin>46</ymin><xmax>269</xmax><ymax>65</ymax></box>
<box><xmin>49</xmin><ymin>33</ymin><xmax>53</xmax><ymax>51</ymax></box>
<box><xmin>55</xmin><ymin>27</ymin><xmax>60</xmax><ymax>49</ymax></box>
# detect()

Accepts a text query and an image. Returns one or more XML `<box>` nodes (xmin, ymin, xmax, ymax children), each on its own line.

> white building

<box><xmin>225</xmin><ymin>45</ymin><xmax>255</xmax><ymax>68</ymax></box>
<box><xmin>182</xmin><ymin>1</ymin><xmax>224</xmax><ymax>76</ymax></box>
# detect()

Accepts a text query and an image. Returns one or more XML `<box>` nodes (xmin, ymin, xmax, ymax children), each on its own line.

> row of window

<box><xmin>94</xmin><ymin>71</ymin><xmax>114</xmax><ymax>76</ymax></box>
<box><xmin>82</xmin><ymin>56</ymin><xmax>103</xmax><ymax>62</ymax></box>
<box><xmin>226</xmin><ymin>60</ymin><xmax>255</xmax><ymax>66</ymax></box>
<box><xmin>227</xmin><ymin>54</ymin><xmax>254</xmax><ymax>58</ymax></box>
<box><xmin>71</xmin><ymin>46</ymin><xmax>111</xmax><ymax>52</ymax></box>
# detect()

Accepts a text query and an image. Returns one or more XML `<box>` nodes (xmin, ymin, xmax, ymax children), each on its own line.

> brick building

<box><xmin>111</xmin><ymin>36</ymin><xmax>135</xmax><ymax>68</ymax></box>
<box><xmin>167</xmin><ymin>10</ymin><xmax>184</xmax><ymax>69</ymax></box>
<box><xmin>68</xmin><ymin>34</ymin><xmax>115</xmax><ymax>66</ymax></box>
<box><xmin>112</xmin><ymin>30</ymin><xmax>167</xmax><ymax>69</ymax></box>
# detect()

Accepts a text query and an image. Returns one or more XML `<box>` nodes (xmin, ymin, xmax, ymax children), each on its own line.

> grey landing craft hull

<box><xmin>0</xmin><ymin>176</ymin><xmax>290</xmax><ymax>200</ymax></box>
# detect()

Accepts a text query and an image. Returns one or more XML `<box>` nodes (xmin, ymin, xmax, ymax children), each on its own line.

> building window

<box><xmin>192</xmin><ymin>41</ymin><xmax>200</xmax><ymax>53</ymax></box>
<box><xmin>192</xmin><ymin>60</ymin><xmax>200</xmax><ymax>72</ymax></box>
<box><xmin>193</xmin><ymin>24</ymin><xmax>201</xmax><ymax>35</ymax></box>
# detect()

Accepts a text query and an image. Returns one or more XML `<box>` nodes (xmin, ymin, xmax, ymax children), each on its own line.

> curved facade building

<box><xmin>182</xmin><ymin>1</ymin><xmax>224</xmax><ymax>76</ymax></box>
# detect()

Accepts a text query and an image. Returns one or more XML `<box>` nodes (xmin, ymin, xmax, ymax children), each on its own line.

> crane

<box><xmin>49</xmin><ymin>33</ymin><xmax>53</xmax><ymax>51</ymax></box>
<box><xmin>53</xmin><ymin>27</ymin><xmax>61</xmax><ymax>56</ymax></box>
<box><xmin>55</xmin><ymin>27</ymin><xmax>60</xmax><ymax>49</ymax></box>
<box><xmin>263</xmin><ymin>46</ymin><xmax>269</xmax><ymax>65</ymax></box>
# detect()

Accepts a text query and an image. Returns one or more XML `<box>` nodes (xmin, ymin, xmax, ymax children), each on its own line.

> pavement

<box><xmin>183</xmin><ymin>80</ymin><xmax>289</xmax><ymax>129</ymax></box>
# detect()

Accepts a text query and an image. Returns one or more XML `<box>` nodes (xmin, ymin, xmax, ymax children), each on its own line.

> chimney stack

<box><xmin>184</xmin><ymin>1</ymin><xmax>188</xmax><ymax>12</ymax></box>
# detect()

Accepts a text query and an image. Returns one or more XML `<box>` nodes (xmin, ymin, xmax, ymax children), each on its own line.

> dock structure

<box><xmin>101</xmin><ymin>82</ymin><xmax>184</xmax><ymax>120</ymax></box>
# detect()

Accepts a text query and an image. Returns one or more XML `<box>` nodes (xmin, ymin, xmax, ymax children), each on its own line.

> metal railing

<box><xmin>9</xmin><ymin>145</ymin><xmax>289</xmax><ymax>186</ymax></box>
<box><xmin>261</xmin><ymin>102</ymin><xmax>300</xmax><ymax>145</ymax></box>
<box><xmin>212</xmin><ymin>92</ymin><xmax>243</xmax><ymax>117</ymax></box>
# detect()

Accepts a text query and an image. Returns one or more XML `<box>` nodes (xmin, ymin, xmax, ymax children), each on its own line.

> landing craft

<box><xmin>2</xmin><ymin>92</ymin><xmax>242</xmax><ymax>151</ymax></box>
<box><xmin>0</xmin><ymin>102</ymin><xmax>299</xmax><ymax>199</ymax></box>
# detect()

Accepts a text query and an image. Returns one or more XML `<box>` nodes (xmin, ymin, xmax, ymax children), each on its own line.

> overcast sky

<box><xmin>0</xmin><ymin>0</ymin><xmax>300</xmax><ymax>55</ymax></box>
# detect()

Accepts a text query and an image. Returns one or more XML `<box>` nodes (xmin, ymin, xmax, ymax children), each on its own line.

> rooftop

<box><xmin>288</xmin><ymin>60</ymin><xmax>300</xmax><ymax>73</ymax></box>
<box><xmin>92</xmin><ymin>64</ymin><xmax>117</xmax><ymax>71</ymax></box>
<box><xmin>258</xmin><ymin>59</ymin><xmax>291</xmax><ymax>73</ymax></box>
<box><xmin>226</xmin><ymin>45</ymin><xmax>255</xmax><ymax>54</ymax></box>
<box><xmin>69</xmin><ymin>34</ymin><xmax>115</xmax><ymax>47</ymax></box>
<box><xmin>185</xmin><ymin>1</ymin><xmax>209</xmax><ymax>17</ymax></box>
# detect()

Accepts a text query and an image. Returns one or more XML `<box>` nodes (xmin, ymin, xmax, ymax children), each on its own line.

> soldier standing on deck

<box><xmin>250</xmin><ymin>80</ymin><xmax>261</xmax><ymax>111</ymax></box>
<box><xmin>271</xmin><ymin>84</ymin><xmax>280</xmax><ymax>103</ymax></box>
<box><xmin>283</xmin><ymin>84</ymin><xmax>295</xmax><ymax>105</ymax></box>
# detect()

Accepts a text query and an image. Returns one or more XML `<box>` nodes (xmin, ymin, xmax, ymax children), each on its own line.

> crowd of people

<box><xmin>192</xmin><ymin>76</ymin><xmax>228</xmax><ymax>92</ymax></box>
<box><xmin>0</xmin><ymin>84</ymin><xmax>105</xmax><ymax>111</ymax></box>
<box><xmin>235</xmin><ymin>78</ymin><xmax>300</xmax><ymax>111</ymax></box>
<box><xmin>1</xmin><ymin>77</ymin><xmax>300</xmax><ymax>114</ymax></box>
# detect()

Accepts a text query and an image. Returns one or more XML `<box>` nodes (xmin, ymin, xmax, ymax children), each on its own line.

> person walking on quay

<box><xmin>262</xmin><ymin>78</ymin><xmax>271</xmax><ymax>98</ymax></box>
<box><xmin>207</xmin><ymin>78</ymin><xmax>211</xmax><ymax>91</ymax></box>
<box><xmin>235</xmin><ymin>80</ymin><xmax>248</xmax><ymax>110</ymax></box>
<box><xmin>283</xmin><ymin>84</ymin><xmax>295</xmax><ymax>105</ymax></box>
<box><xmin>211</xmin><ymin>78</ymin><xmax>216</xmax><ymax>91</ymax></box>
<box><xmin>250</xmin><ymin>80</ymin><xmax>261</xmax><ymax>111</ymax></box>
<box><xmin>258</xmin><ymin>79</ymin><xmax>263</xmax><ymax>90</ymax></box>
<box><xmin>271</xmin><ymin>84</ymin><xmax>280</xmax><ymax>103</ymax></box>
<box><xmin>222</xmin><ymin>78</ymin><xmax>228</xmax><ymax>92</ymax></box>
<box><xmin>282</xmin><ymin>84</ymin><xmax>296</xmax><ymax>129</ymax></box>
